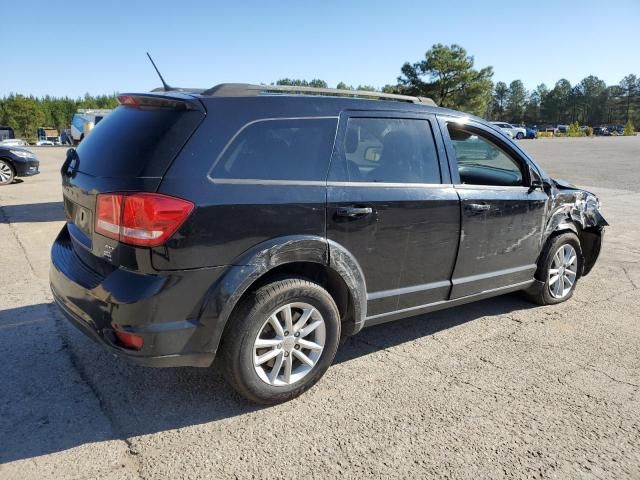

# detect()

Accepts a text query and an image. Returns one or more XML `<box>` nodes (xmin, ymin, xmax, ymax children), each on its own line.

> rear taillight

<box><xmin>95</xmin><ymin>192</ymin><xmax>194</xmax><ymax>247</ymax></box>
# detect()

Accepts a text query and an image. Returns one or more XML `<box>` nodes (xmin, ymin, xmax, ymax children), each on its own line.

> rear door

<box><xmin>440</xmin><ymin>118</ymin><xmax>548</xmax><ymax>298</ymax></box>
<box><xmin>326</xmin><ymin>111</ymin><xmax>460</xmax><ymax>321</ymax></box>
<box><xmin>61</xmin><ymin>94</ymin><xmax>205</xmax><ymax>272</ymax></box>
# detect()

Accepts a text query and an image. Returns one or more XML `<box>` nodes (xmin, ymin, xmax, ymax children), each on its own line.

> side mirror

<box><xmin>528</xmin><ymin>179</ymin><xmax>544</xmax><ymax>193</ymax></box>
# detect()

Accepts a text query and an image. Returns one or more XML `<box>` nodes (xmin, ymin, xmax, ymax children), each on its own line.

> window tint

<box><xmin>75</xmin><ymin>106</ymin><xmax>204</xmax><ymax>178</ymax></box>
<box><xmin>447</xmin><ymin>123</ymin><xmax>524</xmax><ymax>187</ymax></box>
<box><xmin>340</xmin><ymin>117</ymin><xmax>441</xmax><ymax>184</ymax></box>
<box><xmin>211</xmin><ymin>118</ymin><xmax>338</xmax><ymax>181</ymax></box>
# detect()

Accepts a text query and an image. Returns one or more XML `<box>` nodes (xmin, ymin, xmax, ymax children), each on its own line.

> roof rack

<box><xmin>200</xmin><ymin>83</ymin><xmax>437</xmax><ymax>106</ymax></box>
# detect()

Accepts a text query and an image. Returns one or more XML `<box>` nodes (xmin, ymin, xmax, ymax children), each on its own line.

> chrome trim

<box><xmin>365</xmin><ymin>280</ymin><xmax>534</xmax><ymax>322</ymax></box>
<box><xmin>451</xmin><ymin>264</ymin><xmax>536</xmax><ymax>286</ymax></box>
<box><xmin>454</xmin><ymin>184</ymin><xmax>530</xmax><ymax>191</ymax></box>
<box><xmin>207</xmin><ymin>116</ymin><xmax>339</xmax><ymax>183</ymax></box>
<box><xmin>327</xmin><ymin>181</ymin><xmax>450</xmax><ymax>188</ymax></box>
<box><xmin>367</xmin><ymin>280</ymin><xmax>450</xmax><ymax>301</ymax></box>
<box><xmin>210</xmin><ymin>178</ymin><xmax>326</xmax><ymax>186</ymax></box>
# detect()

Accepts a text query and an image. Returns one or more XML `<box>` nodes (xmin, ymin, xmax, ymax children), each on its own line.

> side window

<box><xmin>211</xmin><ymin>118</ymin><xmax>338</xmax><ymax>181</ymax></box>
<box><xmin>340</xmin><ymin>117</ymin><xmax>441</xmax><ymax>184</ymax></box>
<box><xmin>447</xmin><ymin>123</ymin><xmax>525</xmax><ymax>187</ymax></box>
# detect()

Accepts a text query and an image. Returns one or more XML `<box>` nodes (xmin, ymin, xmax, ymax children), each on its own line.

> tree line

<box><xmin>1</xmin><ymin>44</ymin><xmax>638</xmax><ymax>141</ymax></box>
<box><xmin>277</xmin><ymin>44</ymin><xmax>638</xmax><ymax>128</ymax></box>
<box><xmin>0</xmin><ymin>94</ymin><xmax>117</xmax><ymax>141</ymax></box>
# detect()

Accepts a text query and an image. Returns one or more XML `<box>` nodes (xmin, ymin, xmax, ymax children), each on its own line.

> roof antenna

<box><xmin>146</xmin><ymin>52</ymin><xmax>172</xmax><ymax>91</ymax></box>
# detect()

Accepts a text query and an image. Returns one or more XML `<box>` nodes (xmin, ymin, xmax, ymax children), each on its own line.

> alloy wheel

<box><xmin>548</xmin><ymin>244</ymin><xmax>578</xmax><ymax>299</ymax></box>
<box><xmin>0</xmin><ymin>161</ymin><xmax>13</xmax><ymax>184</ymax></box>
<box><xmin>252</xmin><ymin>302</ymin><xmax>326</xmax><ymax>386</ymax></box>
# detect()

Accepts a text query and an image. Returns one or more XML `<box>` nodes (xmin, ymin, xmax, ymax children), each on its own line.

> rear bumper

<box><xmin>50</xmin><ymin>225</ymin><xmax>225</xmax><ymax>367</ymax></box>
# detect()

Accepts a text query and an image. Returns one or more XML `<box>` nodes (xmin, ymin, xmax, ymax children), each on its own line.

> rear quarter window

<box><xmin>209</xmin><ymin>117</ymin><xmax>338</xmax><ymax>181</ymax></box>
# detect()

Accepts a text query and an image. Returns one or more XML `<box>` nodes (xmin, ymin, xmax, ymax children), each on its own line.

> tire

<box><xmin>0</xmin><ymin>159</ymin><xmax>15</xmax><ymax>185</ymax></box>
<box><xmin>516</xmin><ymin>132</ymin><xmax>524</xmax><ymax>139</ymax></box>
<box><xmin>527</xmin><ymin>232</ymin><xmax>583</xmax><ymax>305</ymax></box>
<box><xmin>220</xmin><ymin>278</ymin><xmax>341</xmax><ymax>404</ymax></box>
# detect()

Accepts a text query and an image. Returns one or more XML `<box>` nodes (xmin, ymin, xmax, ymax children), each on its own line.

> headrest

<box><xmin>345</xmin><ymin>127</ymin><xmax>358</xmax><ymax>154</ymax></box>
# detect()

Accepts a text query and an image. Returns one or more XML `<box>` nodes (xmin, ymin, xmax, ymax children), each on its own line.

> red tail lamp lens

<box><xmin>95</xmin><ymin>193</ymin><xmax>194</xmax><ymax>247</ymax></box>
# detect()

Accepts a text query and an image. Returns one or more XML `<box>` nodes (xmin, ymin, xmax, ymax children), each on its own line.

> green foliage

<box><xmin>0</xmin><ymin>93</ymin><xmax>117</xmax><ymax>141</ymax></box>
<box><xmin>1</xmin><ymin>95</ymin><xmax>45</xmax><ymax>142</ymax></box>
<box><xmin>624</xmin><ymin>120</ymin><xmax>635</xmax><ymax>136</ymax></box>
<box><xmin>491</xmin><ymin>81</ymin><xmax>508</xmax><ymax>118</ymax></box>
<box><xmin>397</xmin><ymin>43</ymin><xmax>494</xmax><ymax>116</ymax></box>
<box><xmin>275</xmin><ymin>78</ymin><xmax>328</xmax><ymax>88</ymax></box>
<box><xmin>567</xmin><ymin>121</ymin><xmax>583</xmax><ymax>137</ymax></box>
<box><xmin>505</xmin><ymin>80</ymin><xmax>527</xmax><ymax>122</ymax></box>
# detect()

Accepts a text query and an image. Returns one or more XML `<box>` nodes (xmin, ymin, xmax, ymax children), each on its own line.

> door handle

<box><xmin>336</xmin><ymin>206</ymin><xmax>373</xmax><ymax>218</ymax></box>
<box><xmin>467</xmin><ymin>203</ymin><xmax>490</xmax><ymax>212</ymax></box>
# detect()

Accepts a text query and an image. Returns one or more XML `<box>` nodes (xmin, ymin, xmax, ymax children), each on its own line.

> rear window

<box><xmin>75</xmin><ymin>104</ymin><xmax>203</xmax><ymax>178</ymax></box>
<box><xmin>210</xmin><ymin>117</ymin><xmax>338</xmax><ymax>181</ymax></box>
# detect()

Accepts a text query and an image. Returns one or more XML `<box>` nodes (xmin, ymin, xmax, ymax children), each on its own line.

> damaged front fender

<box><xmin>545</xmin><ymin>179</ymin><xmax>608</xmax><ymax>276</ymax></box>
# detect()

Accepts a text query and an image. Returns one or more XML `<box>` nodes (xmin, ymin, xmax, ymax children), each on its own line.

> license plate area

<box><xmin>64</xmin><ymin>196</ymin><xmax>92</xmax><ymax>237</ymax></box>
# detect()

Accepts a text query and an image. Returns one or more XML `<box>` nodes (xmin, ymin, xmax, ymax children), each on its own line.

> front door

<box><xmin>326</xmin><ymin>111</ymin><xmax>460</xmax><ymax>320</ymax></box>
<box><xmin>441</xmin><ymin>118</ymin><xmax>548</xmax><ymax>298</ymax></box>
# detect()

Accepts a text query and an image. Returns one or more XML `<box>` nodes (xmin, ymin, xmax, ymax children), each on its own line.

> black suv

<box><xmin>50</xmin><ymin>84</ymin><xmax>607</xmax><ymax>404</ymax></box>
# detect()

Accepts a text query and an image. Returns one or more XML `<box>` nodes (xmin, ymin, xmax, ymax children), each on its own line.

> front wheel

<box><xmin>0</xmin><ymin>160</ymin><xmax>15</xmax><ymax>185</ymax></box>
<box><xmin>220</xmin><ymin>278</ymin><xmax>341</xmax><ymax>404</ymax></box>
<box><xmin>516</xmin><ymin>132</ymin><xmax>524</xmax><ymax>139</ymax></box>
<box><xmin>528</xmin><ymin>233</ymin><xmax>582</xmax><ymax>305</ymax></box>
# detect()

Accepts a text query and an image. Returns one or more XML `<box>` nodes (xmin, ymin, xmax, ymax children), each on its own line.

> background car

<box><xmin>0</xmin><ymin>138</ymin><xmax>30</xmax><ymax>146</ymax></box>
<box><xmin>491</xmin><ymin>122</ymin><xmax>526</xmax><ymax>139</ymax></box>
<box><xmin>0</xmin><ymin>145</ymin><xmax>40</xmax><ymax>185</ymax></box>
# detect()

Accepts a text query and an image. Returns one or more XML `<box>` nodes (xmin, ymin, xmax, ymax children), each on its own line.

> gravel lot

<box><xmin>1</xmin><ymin>137</ymin><xmax>639</xmax><ymax>479</ymax></box>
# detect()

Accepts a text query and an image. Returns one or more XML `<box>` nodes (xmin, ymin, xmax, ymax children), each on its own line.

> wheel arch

<box><xmin>0</xmin><ymin>157</ymin><xmax>16</xmax><ymax>173</ymax></box>
<box><xmin>197</xmin><ymin>235</ymin><xmax>367</xmax><ymax>356</ymax></box>
<box><xmin>539</xmin><ymin>218</ymin><xmax>602</xmax><ymax>279</ymax></box>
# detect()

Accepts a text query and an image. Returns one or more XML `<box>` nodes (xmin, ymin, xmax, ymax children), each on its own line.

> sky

<box><xmin>2</xmin><ymin>0</ymin><xmax>638</xmax><ymax>98</ymax></box>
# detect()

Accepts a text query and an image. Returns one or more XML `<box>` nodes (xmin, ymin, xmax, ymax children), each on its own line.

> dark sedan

<box><xmin>0</xmin><ymin>146</ymin><xmax>40</xmax><ymax>185</ymax></box>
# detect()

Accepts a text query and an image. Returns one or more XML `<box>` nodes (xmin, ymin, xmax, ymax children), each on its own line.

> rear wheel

<box><xmin>516</xmin><ymin>132</ymin><xmax>524</xmax><ymax>139</ymax></box>
<box><xmin>528</xmin><ymin>232</ymin><xmax>582</xmax><ymax>305</ymax></box>
<box><xmin>220</xmin><ymin>278</ymin><xmax>341</xmax><ymax>404</ymax></box>
<box><xmin>0</xmin><ymin>160</ymin><xmax>15</xmax><ymax>185</ymax></box>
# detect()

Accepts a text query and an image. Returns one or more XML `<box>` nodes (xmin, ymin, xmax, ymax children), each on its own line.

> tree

<box><xmin>492</xmin><ymin>81</ymin><xmax>508</xmax><ymax>119</ymax></box>
<box><xmin>577</xmin><ymin>76</ymin><xmax>607</xmax><ymax>125</ymax></box>
<box><xmin>542</xmin><ymin>79</ymin><xmax>572</xmax><ymax>124</ymax></box>
<box><xmin>505</xmin><ymin>80</ymin><xmax>527</xmax><ymax>122</ymax></box>
<box><xmin>524</xmin><ymin>84</ymin><xmax>548</xmax><ymax>124</ymax></box>
<box><xmin>620</xmin><ymin>74</ymin><xmax>638</xmax><ymax>122</ymax></box>
<box><xmin>2</xmin><ymin>95</ymin><xmax>44</xmax><ymax>141</ymax></box>
<box><xmin>336</xmin><ymin>82</ymin><xmax>351</xmax><ymax>90</ymax></box>
<box><xmin>397</xmin><ymin>44</ymin><xmax>494</xmax><ymax>115</ymax></box>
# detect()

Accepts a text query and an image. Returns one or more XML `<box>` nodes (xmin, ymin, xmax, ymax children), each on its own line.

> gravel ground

<box><xmin>1</xmin><ymin>137</ymin><xmax>639</xmax><ymax>480</ymax></box>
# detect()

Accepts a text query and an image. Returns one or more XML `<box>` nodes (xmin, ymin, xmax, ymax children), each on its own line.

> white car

<box><xmin>0</xmin><ymin>138</ymin><xmax>30</xmax><ymax>147</ymax></box>
<box><xmin>36</xmin><ymin>140</ymin><xmax>55</xmax><ymax>146</ymax></box>
<box><xmin>491</xmin><ymin>122</ymin><xmax>526</xmax><ymax>140</ymax></box>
